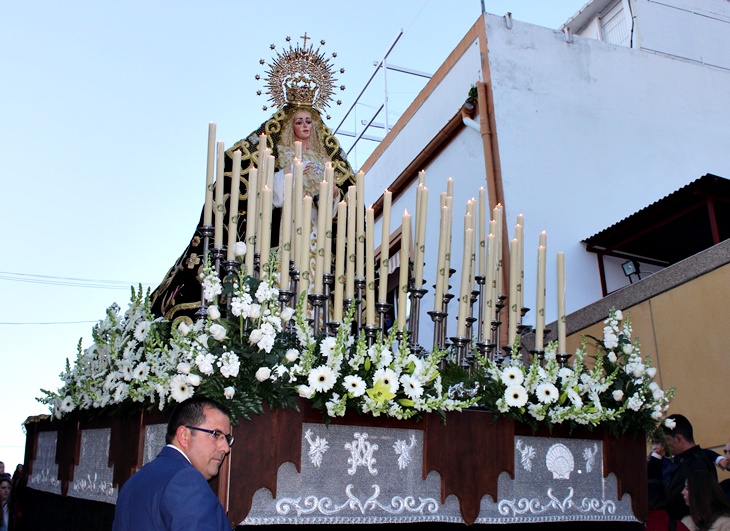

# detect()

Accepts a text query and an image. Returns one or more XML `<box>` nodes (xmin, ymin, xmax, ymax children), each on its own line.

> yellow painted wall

<box><xmin>568</xmin><ymin>263</ymin><xmax>730</xmax><ymax>474</ymax></box>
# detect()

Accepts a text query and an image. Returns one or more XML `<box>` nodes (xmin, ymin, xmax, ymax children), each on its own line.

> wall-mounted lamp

<box><xmin>622</xmin><ymin>260</ymin><xmax>642</xmax><ymax>283</ymax></box>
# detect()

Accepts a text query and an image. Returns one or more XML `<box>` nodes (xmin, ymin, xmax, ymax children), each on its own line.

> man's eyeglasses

<box><xmin>185</xmin><ymin>426</ymin><xmax>234</xmax><ymax>447</ymax></box>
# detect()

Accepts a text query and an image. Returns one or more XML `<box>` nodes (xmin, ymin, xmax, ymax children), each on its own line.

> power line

<box><xmin>0</xmin><ymin>271</ymin><xmax>154</xmax><ymax>290</ymax></box>
<box><xmin>0</xmin><ymin>320</ymin><xmax>98</xmax><ymax>325</ymax></box>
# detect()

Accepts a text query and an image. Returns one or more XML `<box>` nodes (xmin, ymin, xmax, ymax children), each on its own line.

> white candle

<box><xmin>292</xmin><ymin>159</ymin><xmax>304</xmax><ymax>269</ymax></box>
<box><xmin>478</xmin><ymin>187</ymin><xmax>486</xmax><ymax>277</ymax></box>
<box><xmin>299</xmin><ymin>196</ymin><xmax>313</xmax><ymax>300</ymax></box>
<box><xmin>259</xmin><ymin>186</ymin><xmax>273</xmax><ymax>269</ymax></box>
<box><xmin>508</xmin><ymin>238</ymin><xmax>519</xmax><ymax>348</ymax></box>
<box><xmin>314</xmin><ymin>180</ymin><xmax>328</xmax><ymax>294</ymax></box>
<box><xmin>456</xmin><ymin>227</ymin><xmax>474</xmax><ymax>337</ymax></box>
<box><xmin>226</xmin><ymin>150</ymin><xmax>242</xmax><ymax>260</ymax></box>
<box><xmin>557</xmin><ymin>251</ymin><xmax>566</xmax><ymax>353</ymax></box>
<box><xmin>346</xmin><ymin>186</ymin><xmax>357</xmax><ymax>300</ymax></box>
<box><xmin>535</xmin><ymin>244</ymin><xmax>546</xmax><ymax>351</ymax></box>
<box><xmin>294</xmin><ymin>140</ymin><xmax>302</xmax><ymax>161</ymax></box>
<box><xmin>446</xmin><ymin>177</ymin><xmax>454</xmax><ymax>197</ymax></box>
<box><xmin>323</xmin><ymin>172</ymin><xmax>334</xmax><ymax>272</ymax></box>
<box><xmin>483</xmin><ymin>233</ymin><xmax>496</xmax><ymax>339</ymax></box>
<box><xmin>213</xmin><ymin>141</ymin><xmax>225</xmax><ymax>249</ymax></box>
<box><xmin>433</xmin><ymin>204</ymin><xmax>449</xmax><ymax>311</ymax></box>
<box><xmin>333</xmin><ymin>200</ymin><xmax>347</xmax><ymax>322</ymax></box>
<box><xmin>356</xmin><ymin>170</ymin><xmax>365</xmax><ymax>279</ymax></box>
<box><xmin>418</xmin><ymin>169</ymin><xmax>426</xmax><ymax>186</ymax></box>
<box><xmin>516</xmin><ymin>214</ymin><xmax>524</xmax><ymax>314</ymax></box>
<box><xmin>203</xmin><ymin>122</ymin><xmax>216</xmax><ymax>226</ymax></box>
<box><xmin>366</xmin><ymin>206</ymin><xmax>376</xmax><ymax>326</ymax></box>
<box><xmin>442</xmin><ymin>195</ymin><xmax>453</xmax><ymax>299</ymax></box>
<box><xmin>279</xmin><ymin>173</ymin><xmax>293</xmax><ymax>289</ymax></box>
<box><xmin>267</xmin><ymin>153</ymin><xmax>275</xmax><ymax>189</ymax></box>
<box><xmin>414</xmin><ymin>185</ymin><xmax>428</xmax><ymax>289</ymax></box>
<box><xmin>494</xmin><ymin>203</ymin><xmax>503</xmax><ymax>299</ymax></box>
<box><xmin>397</xmin><ymin>210</ymin><xmax>411</xmax><ymax>331</ymax></box>
<box><xmin>378</xmin><ymin>190</ymin><xmax>392</xmax><ymax>303</ymax></box>
<box><xmin>244</xmin><ymin>168</ymin><xmax>258</xmax><ymax>274</ymax></box>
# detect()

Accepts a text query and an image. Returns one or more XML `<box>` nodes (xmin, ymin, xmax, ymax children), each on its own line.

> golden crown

<box><xmin>257</xmin><ymin>34</ymin><xmax>345</xmax><ymax>117</ymax></box>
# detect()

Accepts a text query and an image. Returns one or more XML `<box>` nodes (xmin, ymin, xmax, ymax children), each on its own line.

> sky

<box><xmin>0</xmin><ymin>0</ymin><xmax>589</xmax><ymax>470</ymax></box>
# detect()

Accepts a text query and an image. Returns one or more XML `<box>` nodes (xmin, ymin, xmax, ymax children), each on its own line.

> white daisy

<box><xmin>170</xmin><ymin>374</ymin><xmax>194</xmax><ymax>402</ymax></box>
<box><xmin>134</xmin><ymin>321</ymin><xmax>151</xmax><ymax>342</ymax></box>
<box><xmin>343</xmin><ymin>375</ymin><xmax>366</xmax><ymax>397</ymax></box>
<box><xmin>59</xmin><ymin>395</ymin><xmax>75</xmax><ymax>413</ymax></box>
<box><xmin>132</xmin><ymin>362</ymin><xmax>150</xmax><ymax>382</ymax></box>
<box><xmin>308</xmin><ymin>365</ymin><xmax>337</xmax><ymax>393</ymax></box>
<box><xmin>373</xmin><ymin>368</ymin><xmax>399</xmax><ymax>393</ymax></box>
<box><xmin>535</xmin><ymin>383</ymin><xmax>559</xmax><ymax>404</ymax></box>
<box><xmin>500</xmin><ymin>366</ymin><xmax>524</xmax><ymax>387</ymax></box>
<box><xmin>504</xmin><ymin>385</ymin><xmax>528</xmax><ymax>408</ymax></box>
<box><xmin>400</xmin><ymin>374</ymin><xmax>424</xmax><ymax>399</ymax></box>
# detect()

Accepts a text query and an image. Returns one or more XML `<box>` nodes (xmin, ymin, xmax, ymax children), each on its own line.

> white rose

<box><xmin>664</xmin><ymin>418</ymin><xmax>676</xmax><ymax>429</ymax></box>
<box><xmin>177</xmin><ymin>363</ymin><xmax>192</xmax><ymax>374</ymax></box>
<box><xmin>280</xmin><ymin>307</ymin><xmax>295</xmax><ymax>321</ymax></box>
<box><xmin>207</xmin><ymin>306</ymin><xmax>221</xmax><ymax>320</ymax></box>
<box><xmin>607</xmin><ymin>352</ymin><xmax>617</xmax><ymax>363</ymax></box>
<box><xmin>187</xmin><ymin>374</ymin><xmax>201</xmax><ymax>386</ymax></box>
<box><xmin>224</xmin><ymin>386</ymin><xmax>235</xmax><ymax>399</ymax></box>
<box><xmin>248</xmin><ymin>304</ymin><xmax>262</xmax><ymax>319</ymax></box>
<box><xmin>285</xmin><ymin>349</ymin><xmax>299</xmax><ymax>362</ymax></box>
<box><xmin>178</xmin><ymin>322</ymin><xmax>191</xmax><ymax>336</ymax></box>
<box><xmin>249</xmin><ymin>329</ymin><xmax>263</xmax><ymax>344</ymax></box>
<box><xmin>197</xmin><ymin>334</ymin><xmax>209</xmax><ymax>346</ymax></box>
<box><xmin>255</xmin><ymin>367</ymin><xmax>271</xmax><ymax>382</ymax></box>
<box><xmin>298</xmin><ymin>385</ymin><xmax>313</xmax><ymax>398</ymax></box>
<box><xmin>614</xmin><ymin>310</ymin><xmax>623</xmax><ymax>320</ymax></box>
<box><xmin>233</xmin><ymin>241</ymin><xmax>247</xmax><ymax>257</ymax></box>
<box><xmin>646</xmin><ymin>367</ymin><xmax>657</xmax><ymax>378</ymax></box>
<box><xmin>612</xmin><ymin>390</ymin><xmax>624</xmax><ymax>401</ymax></box>
<box><xmin>209</xmin><ymin>323</ymin><xmax>227</xmax><ymax>341</ymax></box>
<box><xmin>622</xmin><ymin>343</ymin><xmax>634</xmax><ymax>354</ymax></box>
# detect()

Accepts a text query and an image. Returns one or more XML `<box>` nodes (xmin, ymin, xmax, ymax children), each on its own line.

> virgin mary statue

<box><xmin>150</xmin><ymin>36</ymin><xmax>357</xmax><ymax>321</ymax></box>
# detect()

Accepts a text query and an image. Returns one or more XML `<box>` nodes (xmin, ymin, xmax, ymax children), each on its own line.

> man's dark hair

<box><xmin>662</xmin><ymin>414</ymin><xmax>695</xmax><ymax>443</ymax></box>
<box><xmin>166</xmin><ymin>396</ymin><xmax>231</xmax><ymax>444</ymax></box>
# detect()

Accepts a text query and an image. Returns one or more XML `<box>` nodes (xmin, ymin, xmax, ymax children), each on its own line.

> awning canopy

<box><xmin>582</xmin><ymin>173</ymin><xmax>730</xmax><ymax>294</ymax></box>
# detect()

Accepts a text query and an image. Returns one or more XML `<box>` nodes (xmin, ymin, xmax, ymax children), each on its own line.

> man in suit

<box><xmin>113</xmin><ymin>396</ymin><xmax>233</xmax><ymax>530</ymax></box>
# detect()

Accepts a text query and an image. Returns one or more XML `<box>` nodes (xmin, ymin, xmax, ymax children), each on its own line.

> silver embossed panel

<box><xmin>240</xmin><ymin>423</ymin><xmax>464</xmax><ymax>525</ymax></box>
<box><xmin>68</xmin><ymin>428</ymin><xmax>117</xmax><ymax>503</ymax></box>
<box><xmin>27</xmin><ymin>431</ymin><xmax>62</xmax><ymax>495</ymax></box>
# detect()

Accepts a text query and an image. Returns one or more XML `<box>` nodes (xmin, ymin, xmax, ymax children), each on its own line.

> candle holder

<box><xmin>290</xmin><ymin>268</ymin><xmax>300</xmax><ymax>307</ymax></box>
<box><xmin>440</xmin><ymin>293</ymin><xmax>455</xmax><ymax>349</ymax></box>
<box><xmin>363</xmin><ymin>325</ymin><xmax>380</xmax><ymax>347</ymax></box>
<box><xmin>308</xmin><ymin>293</ymin><xmax>328</xmax><ymax>337</ymax></box>
<box><xmin>254</xmin><ymin>252</ymin><xmax>261</xmax><ymax>279</ymax></box>
<box><xmin>323</xmin><ymin>272</ymin><xmax>334</xmax><ymax>326</ymax></box>
<box><xmin>211</xmin><ymin>247</ymin><xmax>226</xmax><ymax>277</ymax></box>
<box><xmin>556</xmin><ymin>352</ymin><xmax>572</xmax><ymax>368</ymax></box>
<box><xmin>530</xmin><ymin>349</ymin><xmax>545</xmax><ymax>365</ymax></box>
<box><xmin>354</xmin><ymin>278</ymin><xmax>366</xmax><ymax>335</ymax></box>
<box><xmin>408</xmin><ymin>286</ymin><xmax>427</xmax><ymax>356</ymax></box>
<box><xmin>450</xmin><ymin>336</ymin><xmax>470</xmax><ymax>368</ymax></box>
<box><xmin>465</xmin><ymin>316</ymin><xmax>477</xmax><ymax>344</ymax></box>
<box><xmin>195</xmin><ymin>225</ymin><xmax>214</xmax><ymax>319</ymax></box>
<box><xmin>222</xmin><ymin>259</ymin><xmax>240</xmax><ymax>278</ymax></box>
<box><xmin>375</xmin><ymin>301</ymin><xmax>392</xmax><ymax>335</ymax></box>
<box><xmin>326</xmin><ymin>321</ymin><xmax>341</xmax><ymax>337</ymax></box>
<box><xmin>427</xmin><ymin>310</ymin><xmax>447</xmax><ymax>351</ymax></box>
<box><xmin>474</xmin><ymin>275</ymin><xmax>485</xmax><ymax>342</ymax></box>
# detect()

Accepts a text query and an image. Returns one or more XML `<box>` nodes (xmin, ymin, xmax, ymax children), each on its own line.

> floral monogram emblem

<box><xmin>346</xmin><ymin>432</ymin><xmax>378</xmax><ymax>476</ymax></box>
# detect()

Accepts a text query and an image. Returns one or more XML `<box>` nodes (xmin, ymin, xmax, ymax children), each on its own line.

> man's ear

<box><xmin>175</xmin><ymin>425</ymin><xmax>190</xmax><ymax>449</ymax></box>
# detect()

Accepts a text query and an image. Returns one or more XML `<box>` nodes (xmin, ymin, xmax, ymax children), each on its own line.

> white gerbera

<box><xmin>308</xmin><ymin>365</ymin><xmax>337</xmax><ymax>392</ymax></box>
<box><xmin>373</xmin><ymin>368</ymin><xmax>399</xmax><ymax>393</ymax></box>
<box><xmin>59</xmin><ymin>395</ymin><xmax>75</xmax><ymax>413</ymax></box>
<box><xmin>504</xmin><ymin>385</ymin><xmax>528</xmax><ymax>408</ymax></box>
<box><xmin>500</xmin><ymin>366</ymin><xmax>524</xmax><ymax>387</ymax></box>
<box><xmin>132</xmin><ymin>362</ymin><xmax>150</xmax><ymax>382</ymax></box>
<box><xmin>134</xmin><ymin>321</ymin><xmax>151</xmax><ymax>342</ymax></box>
<box><xmin>535</xmin><ymin>383</ymin><xmax>559</xmax><ymax>404</ymax></box>
<box><xmin>400</xmin><ymin>374</ymin><xmax>424</xmax><ymax>399</ymax></box>
<box><xmin>170</xmin><ymin>375</ymin><xmax>194</xmax><ymax>402</ymax></box>
<box><xmin>343</xmin><ymin>375</ymin><xmax>367</xmax><ymax>397</ymax></box>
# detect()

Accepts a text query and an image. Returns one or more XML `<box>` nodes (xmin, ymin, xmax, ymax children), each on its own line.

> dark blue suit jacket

<box><xmin>113</xmin><ymin>445</ymin><xmax>231</xmax><ymax>531</ymax></box>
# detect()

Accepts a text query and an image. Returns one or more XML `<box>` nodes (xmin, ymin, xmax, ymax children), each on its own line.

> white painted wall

<box><xmin>365</xmin><ymin>0</ymin><xmax>730</xmax><ymax>348</ymax></box>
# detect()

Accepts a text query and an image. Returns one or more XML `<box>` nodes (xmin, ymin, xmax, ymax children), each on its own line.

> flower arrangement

<box><xmin>462</xmin><ymin>308</ymin><xmax>675</xmax><ymax>435</ymax></box>
<box><xmin>39</xmin><ymin>247</ymin><xmax>673</xmax><ymax>436</ymax></box>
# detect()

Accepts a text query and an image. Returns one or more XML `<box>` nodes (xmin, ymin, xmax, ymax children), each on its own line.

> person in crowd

<box><xmin>663</xmin><ymin>414</ymin><xmax>719</xmax><ymax>525</ymax></box>
<box><xmin>0</xmin><ymin>477</ymin><xmax>13</xmax><ymax>531</ymax></box>
<box><xmin>112</xmin><ymin>396</ymin><xmax>234</xmax><ymax>531</ymax></box>
<box><xmin>0</xmin><ymin>463</ymin><xmax>8</xmax><ymax>481</ymax></box>
<box><xmin>681</xmin><ymin>469</ymin><xmax>730</xmax><ymax>530</ymax></box>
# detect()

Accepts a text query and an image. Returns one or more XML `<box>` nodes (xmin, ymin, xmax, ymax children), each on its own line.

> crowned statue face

<box><xmin>292</xmin><ymin>110</ymin><xmax>313</xmax><ymax>146</ymax></box>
